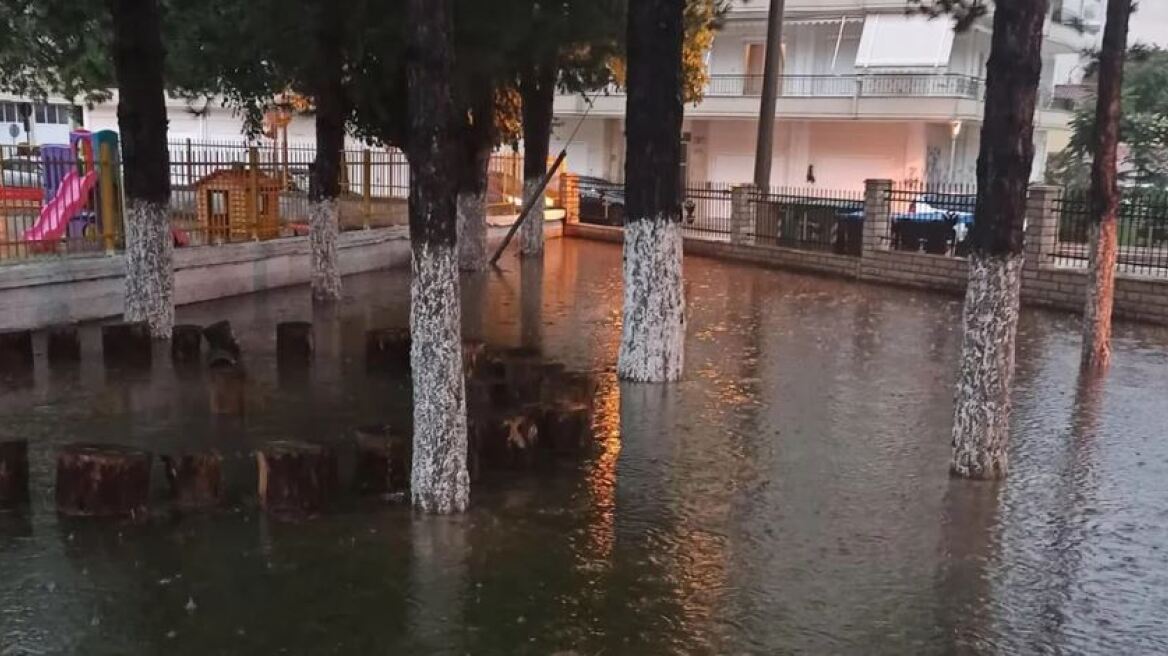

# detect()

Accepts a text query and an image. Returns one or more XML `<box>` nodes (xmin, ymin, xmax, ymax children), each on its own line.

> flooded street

<box><xmin>2</xmin><ymin>238</ymin><xmax>1168</xmax><ymax>655</ymax></box>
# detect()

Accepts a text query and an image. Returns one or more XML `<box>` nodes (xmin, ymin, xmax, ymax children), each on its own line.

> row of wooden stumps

<box><xmin>0</xmin><ymin>328</ymin><xmax>598</xmax><ymax>519</ymax></box>
<box><xmin>0</xmin><ymin>319</ymin><xmax>315</xmax><ymax>373</ymax></box>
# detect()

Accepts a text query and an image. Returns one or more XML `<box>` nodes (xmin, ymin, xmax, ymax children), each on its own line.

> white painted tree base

<box><xmin>951</xmin><ymin>252</ymin><xmax>1024</xmax><ymax>480</ymax></box>
<box><xmin>123</xmin><ymin>199</ymin><xmax>174</xmax><ymax>338</ymax></box>
<box><xmin>618</xmin><ymin>216</ymin><xmax>685</xmax><ymax>382</ymax></box>
<box><xmin>309</xmin><ymin>199</ymin><xmax>343</xmax><ymax>302</ymax></box>
<box><xmin>410</xmin><ymin>242</ymin><xmax>470</xmax><ymax>513</ymax></box>
<box><xmin>457</xmin><ymin>189</ymin><xmax>487</xmax><ymax>271</ymax></box>
<box><xmin>519</xmin><ymin>177</ymin><xmax>545</xmax><ymax>257</ymax></box>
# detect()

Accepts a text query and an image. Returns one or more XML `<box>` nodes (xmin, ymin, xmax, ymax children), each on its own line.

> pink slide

<box><xmin>22</xmin><ymin>170</ymin><xmax>99</xmax><ymax>246</ymax></box>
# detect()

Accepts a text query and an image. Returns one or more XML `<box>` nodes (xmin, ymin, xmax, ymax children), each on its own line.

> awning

<box><xmin>855</xmin><ymin>14</ymin><xmax>956</xmax><ymax>68</ymax></box>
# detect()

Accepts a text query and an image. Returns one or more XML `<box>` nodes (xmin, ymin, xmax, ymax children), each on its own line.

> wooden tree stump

<box><xmin>209</xmin><ymin>367</ymin><xmax>247</xmax><ymax>416</ymax></box>
<box><xmin>256</xmin><ymin>441</ymin><xmax>338</xmax><ymax>517</ymax></box>
<box><xmin>366</xmin><ymin>328</ymin><xmax>411</xmax><ymax>372</ymax></box>
<box><xmin>161</xmin><ymin>451</ymin><xmax>223</xmax><ymax>510</ymax></box>
<box><xmin>101</xmin><ymin>322</ymin><xmax>153</xmax><ymax>369</ymax></box>
<box><xmin>540</xmin><ymin>402</ymin><xmax>593</xmax><ymax>455</ymax></box>
<box><xmin>477</xmin><ymin>410</ymin><xmax>541</xmax><ymax>470</ymax></box>
<box><xmin>0</xmin><ymin>440</ymin><xmax>29</xmax><ymax>509</ymax></box>
<box><xmin>171</xmin><ymin>324</ymin><xmax>203</xmax><ymax>363</ymax></box>
<box><xmin>276</xmin><ymin>321</ymin><xmax>314</xmax><ymax>366</ymax></box>
<box><xmin>56</xmin><ymin>444</ymin><xmax>152</xmax><ymax>518</ymax></box>
<box><xmin>46</xmin><ymin>325</ymin><xmax>81</xmax><ymax>365</ymax></box>
<box><xmin>203</xmin><ymin>320</ymin><xmax>241</xmax><ymax>368</ymax></box>
<box><xmin>0</xmin><ymin>329</ymin><xmax>34</xmax><ymax>372</ymax></box>
<box><xmin>353</xmin><ymin>426</ymin><xmax>411</xmax><ymax>496</ymax></box>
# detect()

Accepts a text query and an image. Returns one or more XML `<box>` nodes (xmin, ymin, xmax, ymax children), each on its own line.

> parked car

<box><xmin>892</xmin><ymin>196</ymin><xmax>974</xmax><ymax>254</ymax></box>
<box><xmin>577</xmin><ymin>176</ymin><xmax>625</xmax><ymax>226</ymax></box>
<box><xmin>1</xmin><ymin>158</ymin><xmax>41</xmax><ymax>188</ymax></box>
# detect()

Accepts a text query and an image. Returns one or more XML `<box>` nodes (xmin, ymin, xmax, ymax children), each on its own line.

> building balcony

<box><xmin>555</xmin><ymin>73</ymin><xmax>1074</xmax><ymax>129</ymax></box>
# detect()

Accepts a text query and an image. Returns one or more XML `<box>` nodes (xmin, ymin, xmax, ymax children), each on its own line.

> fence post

<box><xmin>862</xmin><ymin>179</ymin><xmax>893</xmax><ymax>255</ymax></box>
<box><xmin>730</xmin><ymin>184</ymin><xmax>756</xmax><ymax>245</ymax></box>
<box><xmin>247</xmin><ymin>146</ymin><xmax>259</xmax><ymax>241</ymax></box>
<box><xmin>1024</xmin><ymin>185</ymin><xmax>1062</xmax><ymax>271</ymax></box>
<box><xmin>185</xmin><ymin>138</ymin><xmax>194</xmax><ymax>188</ymax></box>
<box><xmin>362</xmin><ymin>148</ymin><xmax>372</xmax><ymax>230</ymax></box>
<box><xmin>560</xmin><ymin>172</ymin><xmax>579</xmax><ymax>224</ymax></box>
<box><xmin>98</xmin><ymin>141</ymin><xmax>117</xmax><ymax>254</ymax></box>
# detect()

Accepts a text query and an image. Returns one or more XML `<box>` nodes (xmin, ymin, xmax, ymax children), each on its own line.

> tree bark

<box><xmin>456</xmin><ymin>91</ymin><xmax>494</xmax><ymax>271</ymax></box>
<box><xmin>309</xmin><ymin>0</ymin><xmax>345</xmax><ymax>303</ymax></box>
<box><xmin>519</xmin><ymin>61</ymin><xmax>555</xmax><ymax>257</ymax></box>
<box><xmin>618</xmin><ymin>0</ymin><xmax>687</xmax><ymax>382</ymax></box>
<box><xmin>406</xmin><ymin>0</ymin><xmax>470</xmax><ymax>514</ymax></box>
<box><xmin>108</xmin><ymin>0</ymin><xmax>173</xmax><ymax>339</ymax></box>
<box><xmin>1081</xmin><ymin>0</ymin><xmax>1132</xmax><ymax>370</ymax></box>
<box><xmin>950</xmin><ymin>0</ymin><xmax>1048</xmax><ymax>480</ymax></box>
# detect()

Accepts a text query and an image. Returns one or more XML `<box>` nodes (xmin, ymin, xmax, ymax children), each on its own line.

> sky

<box><xmin>1130</xmin><ymin>2</ymin><xmax>1168</xmax><ymax>46</ymax></box>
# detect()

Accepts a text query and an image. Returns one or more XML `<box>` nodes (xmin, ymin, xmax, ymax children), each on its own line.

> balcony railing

<box><xmin>704</xmin><ymin>73</ymin><xmax>985</xmax><ymax>99</ymax></box>
<box><xmin>579</xmin><ymin>74</ymin><xmax>1073</xmax><ymax>111</ymax></box>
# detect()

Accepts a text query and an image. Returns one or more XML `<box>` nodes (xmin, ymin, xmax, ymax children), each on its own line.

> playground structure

<box><xmin>0</xmin><ymin>129</ymin><xmax>124</xmax><ymax>260</ymax></box>
<box><xmin>189</xmin><ymin>167</ymin><xmax>282</xmax><ymax>244</ymax></box>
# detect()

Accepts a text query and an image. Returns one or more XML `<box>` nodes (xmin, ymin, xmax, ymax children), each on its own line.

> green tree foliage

<box><xmin>1052</xmin><ymin>45</ymin><xmax>1168</xmax><ymax>191</ymax></box>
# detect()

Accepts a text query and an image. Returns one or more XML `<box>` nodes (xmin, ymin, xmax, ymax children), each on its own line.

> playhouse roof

<box><xmin>194</xmin><ymin>167</ymin><xmax>281</xmax><ymax>188</ymax></box>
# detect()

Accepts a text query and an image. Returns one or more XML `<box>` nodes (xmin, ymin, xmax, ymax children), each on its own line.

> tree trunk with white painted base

<box><xmin>949</xmin><ymin>0</ymin><xmax>1047</xmax><ymax>480</ymax></box>
<box><xmin>410</xmin><ymin>243</ymin><xmax>469</xmax><ymax>513</ymax></box>
<box><xmin>123</xmin><ymin>200</ymin><xmax>174</xmax><ymax>335</ymax></box>
<box><xmin>519</xmin><ymin>61</ymin><xmax>554</xmax><ymax>258</ymax></box>
<box><xmin>108</xmin><ymin>0</ymin><xmax>172</xmax><ymax>338</ymax></box>
<box><xmin>619</xmin><ymin>217</ymin><xmax>685</xmax><ymax>381</ymax></box>
<box><xmin>950</xmin><ymin>253</ymin><xmax>1023</xmax><ymax>479</ymax></box>
<box><xmin>456</xmin><ymin>131</ymin><xmax>491</xmax><ymax>271</ymax></box>
<box><xmin>618</xmin><ymin>0</ymin><xmax>687</xmax><ymax>382</ymax></box>
<box><xmin>309</xmin><ymin>0</ymin><xmax>345</xmax><ymax>303</ymax></box>
<box><xmin>1081</xmin><ymin>0</ymin><xmax>1132</xmax><ymax>370</ymax></box>
<box><xmin>407</xmin><ymin>0</ymin><xmax>469</xmax><ymax>513</ymax></box>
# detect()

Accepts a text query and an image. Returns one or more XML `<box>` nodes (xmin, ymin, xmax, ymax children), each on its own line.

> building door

<box><xmin>745</xmin><ymin>43</ymin><xmax>766</xmax><ymax>95</ymax></box>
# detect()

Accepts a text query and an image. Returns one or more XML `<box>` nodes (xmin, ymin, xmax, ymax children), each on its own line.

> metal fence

<box><xmin>579</xmin><ymin>181</ymin><xmax>865</xmax><ymax>256</ymax></box>
<box><xmin>1054</xmin><ymin>191</ymin><xmax>1168</xmax><ymax>276</ymax></box>
<box><xmin>885</xmin><ymin>182</ymin><xmax>978</xmax><ymax>257</ymax></box>
<box><xmin>0</xmin><ymin>139</ymin><xmax>549</xmax><ymax>262</ymax></box>
<box><xmin>749</xmin><ymin>187</ymin><xmax>866</xmax><ymax>254</ymax></box>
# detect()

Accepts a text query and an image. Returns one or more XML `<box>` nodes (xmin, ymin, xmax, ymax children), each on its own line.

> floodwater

<box><xmin>2</xmin><ymin>239</ymin><xmax>1168</xmax><ymax>655</ymax></box>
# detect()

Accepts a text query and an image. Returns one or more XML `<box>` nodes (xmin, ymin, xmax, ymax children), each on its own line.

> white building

<box><xmin>0</xmin><ymin>94</ymin><xmax>81</xmax><ymax>148</ymax></box>
<box><xmin>552</xmin><ymin>0</ymin><xmax>1100</xmax><ymax>190</ymax></box>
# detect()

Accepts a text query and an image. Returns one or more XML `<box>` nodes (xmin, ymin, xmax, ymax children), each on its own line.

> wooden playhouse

<box><xmin>194</xmin><ymin>167</ymin><xmax>281</xmax><ymax>242</ymax></box>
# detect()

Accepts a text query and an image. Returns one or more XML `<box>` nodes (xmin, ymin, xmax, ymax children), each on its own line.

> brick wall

<box><xmin>564</xmin><ymin>222</ymin><xmax>1168</xmax><ymax>327</ymax></box>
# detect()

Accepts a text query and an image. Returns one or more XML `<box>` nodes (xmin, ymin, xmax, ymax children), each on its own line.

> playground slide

<box><xmin>22</xmin><ymin>170</ymin><xmax>99</xmax><ymax>245</ymax></box>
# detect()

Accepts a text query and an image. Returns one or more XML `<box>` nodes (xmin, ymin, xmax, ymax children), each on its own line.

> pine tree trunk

<box><xmin>519</xmin><ymin>62</ymin><xmax>555</xmax><ymax>257</ymax></box>
<box><xmin>407</xmin><ymin>0</ymin><xmax>470</xmax><ymax>514</ymax></box>
<box><xmin>618</xmin><ymin>0</ymin><xmax>687</xmax><ymax>382</ymax></box>
<box><xmin>309</xmin><ymin>0</ymin><xmax>345</xmax><ymax>303</ymax></box>
<box><xmin>1081</xmin><ymin>0</ymin><xmax>1132</xmax><ymax>369</ymax></box>
<box><xmin>950</xmin><ymin>0</ymin><xmax>1048</xmax><ymax>480</ymax></box>
<box><xmin>108</xmin><ymin>0</ymin><xmax>173</xmax><ymax>338</ymax></box>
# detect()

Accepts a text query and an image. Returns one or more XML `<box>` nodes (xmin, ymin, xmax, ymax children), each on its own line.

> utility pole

<box><xmin>752</xmin><ymin>0</ymin><xmax>785</xmax><ymax>189</ymax></box>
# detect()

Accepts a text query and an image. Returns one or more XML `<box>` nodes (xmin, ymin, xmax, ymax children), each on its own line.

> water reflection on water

<box><xmin>2</xmin><ymin>238</ymin><xmax>1168</xmax><ymax>654</ymax></box>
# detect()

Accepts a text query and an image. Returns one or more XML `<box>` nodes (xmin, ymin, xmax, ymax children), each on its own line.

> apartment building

<box><xmin>552</xmin><ymin>0</ymin><xmax>1101</xmax><ymax>190</ymax></box>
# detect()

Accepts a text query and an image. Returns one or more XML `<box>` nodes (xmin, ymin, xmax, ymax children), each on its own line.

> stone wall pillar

<box><xmin>862</xmin><ymin>179</ymin><xmax>894</xmax><ymax>254</ymax></box>
<box><xmin>1024</xmin><ymin>185</ymin><xmax>1062</xmax><ymax>271</ymax></box>
<box><xmin>730</xmin><ymin>184</ymin><xmax>756</xmax><ymax>245</ymax></box>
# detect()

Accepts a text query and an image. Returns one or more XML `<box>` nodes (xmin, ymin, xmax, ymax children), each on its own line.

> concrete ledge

<box><xmin>566</xmin><ymin>222</ymin><xmax>1168</xmax><ymax>326</ymax></box>
<box><xmin>0</xmin><ymin>220</ymin><xmax>563</xmax><ymax>331</ymax></box>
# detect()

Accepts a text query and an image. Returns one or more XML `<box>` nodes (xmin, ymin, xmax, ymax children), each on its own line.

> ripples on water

<box><xmin>1</xmin><ymin>239</ymin><xmax>1167</xmax><ymax>654</ymax></box>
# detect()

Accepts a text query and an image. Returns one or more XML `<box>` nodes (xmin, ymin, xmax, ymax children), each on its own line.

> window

<box><xmin>0</xmin><ymin>102</ymin><xmax>15</xmax><ymax>122</ymax></box>
<box><xmin>208</xmin><ymin>190</ymin><xmax>228</xmax><ymax>216</ymax></box>
<box><xmin>34</xmin><ymin>105</ymin><xmax>47</xmax><ymax>123</ymax></box>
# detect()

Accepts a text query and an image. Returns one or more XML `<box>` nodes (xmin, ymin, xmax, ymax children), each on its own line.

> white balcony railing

<box><xmin>588</xmin><ymin>74</ymin><xmax>1075</xmax><ymax>112</ymax></box>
